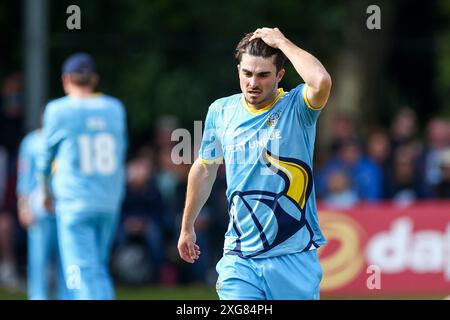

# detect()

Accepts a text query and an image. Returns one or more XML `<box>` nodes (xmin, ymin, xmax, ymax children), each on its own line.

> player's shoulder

<box><xmin>97</xmin><ymin>94</ymin><xmax>126</xmax><ymax>112</ymax></box>
<box><xmin>21</xmin><ymin>130</ymin><xmax>36</xmax><ymax>144</ymax></box>
<box><xmin>278</xmin><ymin>83</ymin><xmax>308</xmax><ymax>111</ymax></box>
<box><xmin>21</xmin><ymin>129</ymin><xmax>41</xmax><ymax>148</ymax></box>
<box><xmin>210</xmin><ymin>93</ymin><xmax>242</xmax><ymax>112</ymax></box>
<box><xmin>97</xmin><ymin>93</ymin><xmax>123</xmax><ymax>105</ymax></box>
<box><xmin>282</xmin><ymin>83</ymin><xmax>305</xmax><ymax>99</ymax></box>
<box><xmin>28</xmin><ymin>129</ymin><xmax>42</xmax><ymax>140</ymax></box>
<box><xmin>43</xmin><ymin>96</ymin><xmax>72</xmax><ymax>118</ymax></box>
<box><xmin>45</xmin><ymin>96</ymin><xmax>70</xmax><ymax>109</ymax></box>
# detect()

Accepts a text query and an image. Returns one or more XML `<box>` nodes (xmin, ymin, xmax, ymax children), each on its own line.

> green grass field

<box><xmin>0</xmin><ymin>285</ymin><xmax>446</xmax><ymax>300</ymax></box>
<box><xmin>116</xmin><ymin>285</ymin><xmax>218</xmax><ymax>300</ymax></box>
<box><xmin>0</xmin><ymin>285</ymin><xmax>218</xmax><ymax>300</ymax></box>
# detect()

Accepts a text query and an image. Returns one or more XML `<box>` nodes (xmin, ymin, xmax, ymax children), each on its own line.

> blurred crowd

<box><xmin>316</xmin><ymin>109</ymin><xmax>450</xmax><ymax>208</ymax></box>
<box><xmin>0</xmin><ymin>72</ymin><xmax>449</xmax><ymax>291</ymax></box>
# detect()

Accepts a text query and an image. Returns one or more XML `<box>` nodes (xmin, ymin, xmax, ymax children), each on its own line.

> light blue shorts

<box><xmin>216</xmin><ymin>250</ymin><xmax>322</xmax><ymax>300</ymax></box>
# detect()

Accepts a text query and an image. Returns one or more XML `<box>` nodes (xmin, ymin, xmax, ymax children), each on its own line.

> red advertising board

<box><xmin>317</xmin><ymin>201</ymin><xmax>450</xmax><ymax>295</ymax></box>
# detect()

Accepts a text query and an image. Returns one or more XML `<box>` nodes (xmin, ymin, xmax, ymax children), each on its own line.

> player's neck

<box><xmin>67</xmin><ymin>87</ymin><xmax>95</xmax><ymax>98</ymax></box>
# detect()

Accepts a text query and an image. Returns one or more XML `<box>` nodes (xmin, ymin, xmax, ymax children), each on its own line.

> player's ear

<box><xmin>237</xmin><ymin>64</ymin><xmax>240</xmax><ymax>72</ymax></box>
<box><xmin>91</xmin><ymin>74</ymin><xmax>99</xmax><ymax>88</ymax></box>
<box><xmin>276</xmin><ymin>68</ymin><xmax>285</xmax><ymax>82</ymax></box>
<box><xmin>61</xmin><ymin>75</ymin><xmax>70</xmax><ymax>93</ymax></box>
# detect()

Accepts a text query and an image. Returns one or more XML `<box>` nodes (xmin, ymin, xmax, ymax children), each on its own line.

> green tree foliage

<box><xmin>44</xmin><ymin>0</ymin><xmax>446</xmax><ymax>143</ymax></box>
<box><xmin>436</xmin><ymin>0</ymin><xmax>450</xmax><ymax>117</ymax></box>
<box><xmin>49</xmin><ymin>0</ymin><xmax>347</xmax><ymax>139</ymax></box>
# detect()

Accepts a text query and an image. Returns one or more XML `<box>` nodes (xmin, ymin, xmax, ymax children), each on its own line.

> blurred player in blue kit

<box><xmin>17</xmin><ymin>128</ymin><xmax>68</xmax><ymax>299</ymax></box>
<box><xmin>38</xmin><ymin>53</ymin><xmax>127</xmax><ymax>299</ymax></box>
<box><xmin>178</xmin><ymin>28</ymin><xmax>332</xmax><ymax>299</ymax></box>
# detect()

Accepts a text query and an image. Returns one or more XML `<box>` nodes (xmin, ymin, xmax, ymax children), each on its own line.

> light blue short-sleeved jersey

<box><xmin>38</xmin><ymin>94</ymin><xmax>127</xmax><ymax>214</ymax></box>
<box><xmin>17</xmin><ymin>130</ymin><xmax>48</xmax><ymax>218</ymax></box>
<box><xmin>199</xmin><ymin>84</ymin><xmax>327</xmax><ymax>258</ymax></box>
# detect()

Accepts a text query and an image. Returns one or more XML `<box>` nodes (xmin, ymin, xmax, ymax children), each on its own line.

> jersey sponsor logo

<box><xmin>222</xmin><ymin>129</ymin><xmax>282</xmax><ymax>166</ymax></box>
<box><xmin>224</xmin><ymin>129</ymin><xmax>282</xmax><ymax>153</ymax></box>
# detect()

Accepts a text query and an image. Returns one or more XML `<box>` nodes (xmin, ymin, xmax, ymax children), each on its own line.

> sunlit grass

<box><xmin>0</xmin><ymin>286</ymin><xmax>446</xmax><ymax>300</ymax></box>
<box><xmin>0</xmin><ymin>285</ymin><xmax>218</xmax><ymax>300</ymax></box>
<box><xmin>116</xmin><ymin>285</ymin><xmax>217</xmax><ymax>300</ymax></box>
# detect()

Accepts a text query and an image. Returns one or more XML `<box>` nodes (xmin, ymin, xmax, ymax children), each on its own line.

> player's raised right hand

<box><xmin>178</xmin><ymin>229</ymin><xmax>201</xmax><ymax>263</ymax></box>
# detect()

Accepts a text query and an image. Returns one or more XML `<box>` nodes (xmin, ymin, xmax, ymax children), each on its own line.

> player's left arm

<box><xmin>17</xmin><ymin>138</ymin><xmax>34</xmax><ymax>227</ymax></box>
<box><xmin>37</xmin><ymin>103</ymin><xmax>62</xmax><ymax>212</ymax></box>
<box><xmin>250</xmin><ymin>27</ymin><xmax>332</xmax><ymax>109</ymax></box>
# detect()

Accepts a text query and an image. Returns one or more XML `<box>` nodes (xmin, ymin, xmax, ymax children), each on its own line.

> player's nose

<box><xmin>248</xmin><ymin>76</ymin><xmax>258</xmax><ymax>88</ymax></box>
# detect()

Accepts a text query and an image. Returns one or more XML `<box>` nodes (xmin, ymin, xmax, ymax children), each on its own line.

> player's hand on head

<box><xmin>178</xmin><ymin>230</ymin><xmax>201</xmax><ymax>263</ymax></box>
<box><xmin>249</xmin><ymin>27</ymin><xmax>286</xmax><ymax>48</ymax></box>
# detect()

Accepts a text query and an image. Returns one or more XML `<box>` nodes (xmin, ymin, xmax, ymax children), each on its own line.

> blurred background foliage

<box><xmin>1</xmin><ymin>0</ymin><xmax>449</xmax><ymax>151</ymax></box>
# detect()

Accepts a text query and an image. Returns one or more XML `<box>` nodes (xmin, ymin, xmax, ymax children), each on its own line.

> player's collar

<box><xmin>241</xmin><ymin>88</ymin><xmax>285</xmax><ymax>115</ymax></box>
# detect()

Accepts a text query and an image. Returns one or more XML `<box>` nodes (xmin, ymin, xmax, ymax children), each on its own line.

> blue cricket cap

<box><xmin>62</xmin><ymin>52</ymin><xmax>96</xmax><ymax>75</ymax></box>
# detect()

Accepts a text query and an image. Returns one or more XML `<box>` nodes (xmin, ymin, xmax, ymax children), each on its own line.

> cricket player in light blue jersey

<box><xmin>17</xmin><ymin>129</ymin><xmax>67</xmax><ymax>299</ymax></box>
<box><xmin>38</xmin><ymin>53</ymin><xmax>127</xmax><ymax>300</ymax></box>
<box><xmin>178</xmin><ymin>28</ymin><xmax>332</xmax><ymax>300</ymax></box>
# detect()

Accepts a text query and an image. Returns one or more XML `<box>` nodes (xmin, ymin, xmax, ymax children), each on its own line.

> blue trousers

<box><xmin>27</xmin><ymin>215</ymin><xmax>67</xmax><ymax>299</ymax></box>
<box><xmin>56</xmin><ymin>210</ymin><xmax>119</xmax><ymax>300</ymax></box>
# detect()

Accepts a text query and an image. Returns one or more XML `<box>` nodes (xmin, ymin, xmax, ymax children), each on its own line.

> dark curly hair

<box><xmin>235</xmin><ymin>33</ymin><xmax>286</xmax><ymax>72</ymax></box>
